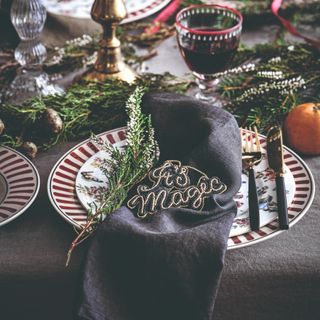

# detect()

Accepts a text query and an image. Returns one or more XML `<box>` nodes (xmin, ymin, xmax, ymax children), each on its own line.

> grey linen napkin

<box><xmin>77</xmin><ymin>92</ymin><xmax>242</xmax><ymax>320</ymax></box>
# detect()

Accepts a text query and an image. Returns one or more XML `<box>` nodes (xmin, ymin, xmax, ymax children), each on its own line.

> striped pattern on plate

<box><xmin>42</xmin><ymin>0</ymin><xmax>172</xmax><ymax>23</ymax></box>
<box><xmin>0</xmin><ymin>146</ymin><xmax>40</xmax><ymax>227</ymax></box>
<box><xmin>48</xmin><ymin>127</ymin><xmax>315</xmax><ymax>249</ymax></box>
<box><xmin>48</xmin><ymin>127</ymin><xmax>127</xmax><ymax>226</ymax></box>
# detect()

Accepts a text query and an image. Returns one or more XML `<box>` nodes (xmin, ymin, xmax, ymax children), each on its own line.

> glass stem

<box><xmin>196</xmin><ymin>77</ymin><xmax>220</xmax><ymax>100</ymax></box>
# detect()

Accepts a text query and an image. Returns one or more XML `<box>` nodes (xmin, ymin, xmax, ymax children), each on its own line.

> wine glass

<box><xmin>3</xmin><ymin>0</ymin><xmax>63</xmax><ymax>105</ymax></box>
<box><xmin>176</xmin><ymin>4</ymin><xmax>243</xmax><ymax>106</ymax></box>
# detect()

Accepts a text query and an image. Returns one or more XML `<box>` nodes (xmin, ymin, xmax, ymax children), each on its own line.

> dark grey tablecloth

<box><xmin>214</xmin><ymin>156</ymin><xmax>320</xmax><ymax>320</ymax></box>
<box><xmin>0</xmin><ymin>142</ymin><xmax>319</xmax><ymax>320</ymax></box>
<box><xmin>0</xmin><ymin>7</ymin><xmax>319</xmax><ymax>320</ymax></box>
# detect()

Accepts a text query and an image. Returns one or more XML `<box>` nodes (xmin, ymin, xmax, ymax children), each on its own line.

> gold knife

<box><xmin>267</xmin><ymin>126</ymin><xmax>289</xmax><ymax>230</ymax></box>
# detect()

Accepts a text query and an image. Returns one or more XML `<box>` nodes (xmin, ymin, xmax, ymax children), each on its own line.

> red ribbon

<box><xmin>145</xmin><ymin>0</ymin><xmax>180</xmax><ymax>35</ymax></box>
<box><xmin>271</xmin><ymin>0</ymin><xmax>320</xmax><ymax>50</ymax></box>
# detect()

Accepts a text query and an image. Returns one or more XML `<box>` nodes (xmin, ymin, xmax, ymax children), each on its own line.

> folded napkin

<box><xmin>77</xmin><ymin>92</ymin><xmax>242</xmax><ymax>320</ymax></box>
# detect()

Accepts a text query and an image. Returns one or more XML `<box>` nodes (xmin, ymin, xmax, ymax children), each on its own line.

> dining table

<box><xmin>0</xmin><ymin>8</ymin><xmax>320</xmax><ymax>320</ymax></box>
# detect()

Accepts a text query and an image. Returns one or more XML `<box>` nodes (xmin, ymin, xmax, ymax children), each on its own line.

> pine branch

<box><xmin>66</xmin><ymin>87</ymin><xmax>158</xmax><ymax>266</ymax></box>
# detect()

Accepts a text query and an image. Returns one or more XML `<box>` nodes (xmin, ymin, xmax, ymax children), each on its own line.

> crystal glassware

<box><xmin>176</xmin><ymin>4</ymin><xmax>243</xmax><ymax>106</ymax></box>
<box><xmin>3</xmin><ymin>0</ymin><xmax>63</xmax><ymax>105</ymax></box>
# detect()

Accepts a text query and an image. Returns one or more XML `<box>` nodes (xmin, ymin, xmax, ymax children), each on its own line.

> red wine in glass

<box><xmin>180</xmin><ymin>46</ymin><xmax>237</xmax><ymax>75</ymax></box>
<box><xmin>176</xmin><ymin>5</ymin><xmax>243</xmax><ymax>104</ymax></box>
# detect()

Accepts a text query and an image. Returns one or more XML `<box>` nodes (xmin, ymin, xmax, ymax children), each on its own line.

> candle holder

<box><xmin>3</xmin><ymin>0</ymin><xmax>63</xmax><ymax>105</ymax></box>
<box><xmin>83</xmin><ymin>0</ymin><xmax>137</xmax><ymax>83</ymax></box>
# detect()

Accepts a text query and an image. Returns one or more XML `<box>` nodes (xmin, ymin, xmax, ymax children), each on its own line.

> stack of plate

<box><xmin>47</xmin><ymin>127</ymin><xmax>315</xmax><ymax>249</ymax></box>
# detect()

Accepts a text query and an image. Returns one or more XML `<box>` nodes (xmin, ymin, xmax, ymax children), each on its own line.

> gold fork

<box><xmin>241</xmin><ymin>126</ymin><xmax>263</xmax><ymax>231</ymax></box>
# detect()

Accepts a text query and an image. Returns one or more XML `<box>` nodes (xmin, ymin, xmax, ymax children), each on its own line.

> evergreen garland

<box><xmin>1</xmin><ymin>43</ymin><xmax>319</xmax><ymax>155</ymax></box>
<box><xmin>220</xmin><ymin>44</ymin><xmax>320</xmax><ymax>131</ymax></box>
<box><xmin>0</xmin><ymin>73</ymin><xmax>191</xmax><ymax>154</ymax></box>
<box><xmin>0</xmin><ymin>40</ymin><xmax>319</xmax><ymax>155</ymax></box>
<box><xmin>66</xmin><ymin>87</ymin><xmax>159</xmax><ymax>265</ymax></box>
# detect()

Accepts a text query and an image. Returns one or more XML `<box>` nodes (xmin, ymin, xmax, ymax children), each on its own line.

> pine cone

<box><xmin>22</xmin><ymin>141</ymin><xmax>38</xmax><ymax>159</ymax></box>
<box><xmin>43</xmin><ymin>108</ymin><xmax>63</xmax><ymax>134</ymax></box>
<box><xmin>0</xmin><ymin>119</ymin><xmax>4</xmax><ymax>135</ymax></box>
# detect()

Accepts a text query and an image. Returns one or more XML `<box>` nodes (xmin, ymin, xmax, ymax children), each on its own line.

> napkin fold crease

<box><xmin>77</xmin><ymin>92</ymin><xmax>242</xmax><ymax>320</ymax></box>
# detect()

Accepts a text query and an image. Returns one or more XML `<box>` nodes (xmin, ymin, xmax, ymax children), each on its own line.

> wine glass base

<box><xmin>194</xmin><ymin>76</ymin><xmax>223</xmax><ymax>107</ymax></box>
<box><xmin>3</xmin><ymin>70</ymin><xmax>64</xmax><ymax>105</ymax></box>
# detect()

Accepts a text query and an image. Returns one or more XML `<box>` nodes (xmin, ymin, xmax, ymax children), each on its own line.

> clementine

<box><xmin>284</xmin><ymin>102</ymin><xmax>320</xmax><ymax>155</ymax></box>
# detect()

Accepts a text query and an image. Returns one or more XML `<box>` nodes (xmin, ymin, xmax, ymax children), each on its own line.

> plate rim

<box><xmin>0</xmin><ymin>145</ymin><xmax>40</xmax><ymax>227</ymax></box>
<box><xmin>47</xmin><ymin>126</ymin><xmax>126</xmax><ymax>228</ymax></box>
<box><xmin>47</xmin><ymin>127</ymin><xmax>315</xmax><ymax>249</ymax></box>
<box><xmin>0</xmin><ymin>171</ymin><xmax>9</xmax><ymax>203</ymax></box>
<box><xmin>42</xmin><ymin>0</ymin><xmax>172</xmax><ymax>23</ymax></box>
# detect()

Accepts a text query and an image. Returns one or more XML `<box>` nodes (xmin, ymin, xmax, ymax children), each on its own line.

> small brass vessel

<box><xmin>83</xmin><ymin>0</ymin><xmax>137</xmax><ymax>83</ymax></box>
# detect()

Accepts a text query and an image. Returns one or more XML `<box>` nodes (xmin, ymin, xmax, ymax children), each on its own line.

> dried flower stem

<box><xmin>66</xmin><ymin>87</ymin><xmax>158</xmax><ymax>266</ymax></box>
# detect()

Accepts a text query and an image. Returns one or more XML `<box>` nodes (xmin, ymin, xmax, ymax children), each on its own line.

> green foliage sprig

<box><xmin>0</xmin><ymin>73</ymin><xmax>191</xmax><ymax>154</ymax></box>
<box><xmin>0</xmin><ymin>80</ymin><xmax>134</xmax><ymax>150</ymax></box>
<box><xmin>66</xmin><ymin>87</ymin><xmax>159</xmax><ymax>266</ymax></box>
<box><xmin>219</xmin><ymin>44</ymin><xmax>320</xmax><ymax>131</ymax></box>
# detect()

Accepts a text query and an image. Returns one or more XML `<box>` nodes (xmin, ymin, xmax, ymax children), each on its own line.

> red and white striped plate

<box><xmin>42</xmin><ymin>0</ymin><xmax>172</xmax><ymax>23</ymax></box>
<box><xmin>0</xmin><ymin>146</ymin><xmax>40</xmax><ymax>227</ymax></box>
<box><xmin>47</xmin><ymin>127</ymin><xmax>315</xmax><ymax>249</ymax></box>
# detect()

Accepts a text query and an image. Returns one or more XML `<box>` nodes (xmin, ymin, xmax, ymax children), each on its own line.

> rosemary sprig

<box><xmin>66</xmin><ymin>87</ymin><xmax>158</xmax><ymax>266</ymax></box>
<box><xmin>0</xmin><ymin>74</ymin><xmax>191</xmax><ymax>152</ymax></box>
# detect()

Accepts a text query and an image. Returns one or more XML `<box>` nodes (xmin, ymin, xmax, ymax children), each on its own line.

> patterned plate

<box><xmin>0</xmin><ymin>146</ymin><xmax>40</xmax><ymax>227</ymax></box>
<box><xmin>42</xmin><ymin>0</ymin><xmax>172</xmax><ymax>23</ymax></box>
<box><xmin>48</xmin><ymin>127</ymin><xmax>315</xmax><ymax>249</ymax></box>
<box><xmin>74</xmin><ymin>145</ymin><xmax>295</xmax><ymax>237</ymax></box>
<box><xmin>75</xmin><ymin>146</ymin><xmax>126</xmax><ymax>212</ymax></box>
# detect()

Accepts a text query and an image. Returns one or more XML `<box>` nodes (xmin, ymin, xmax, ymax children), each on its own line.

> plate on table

<box><xmin>75</xmin><ymin>138</ymin><xmax>296</xmax><ymax>238</ymax></box>
<box><xmin>42</xmin><ymin>0</ymin><xmax>172</xmax><ymax>23</ymax></box>
<box><xmin>48</xmin><ymin>127</ymin><xmax>315</xmax><ymax>249</ymax></box>
<box><xmin>0</xmin><ymin>146</ymin><xmax>40</xmax><ymax>227</ymax></box>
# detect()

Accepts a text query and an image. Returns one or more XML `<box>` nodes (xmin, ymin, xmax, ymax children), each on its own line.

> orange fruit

<box><xmin>284</xmin><ymin>102</ymin><xmax>320</xmax><ymax>155</ymax></box>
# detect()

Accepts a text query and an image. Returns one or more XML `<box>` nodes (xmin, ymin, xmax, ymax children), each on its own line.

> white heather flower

<box><xmin>237</xmin><ymin>76</ymin><xmax>306</xmax><ymax>102</ymax></box>
<box><xmin>257</xmin><ymin>70</ymin><xmax>284</xmax><ymax>79</ymax></box>
<box><xmin>269</xmin><ymin>56</ymin><xmax>281</xmax><ymax>63</ymax></box>
<box><xmin>213</xmin><ymin>63</ymin><xmax>256</xmax><ymax>78</ymax></box>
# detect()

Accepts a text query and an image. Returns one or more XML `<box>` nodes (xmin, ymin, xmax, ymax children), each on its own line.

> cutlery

<box><xmin>241</xmin><ymin>127</ymin><xmax>263</xmax><ymax>231</ymax></box>
<box><xmin>267</xmin><ymin>126</ymin><xmax>289</xmax><ymax>230</ymax></box>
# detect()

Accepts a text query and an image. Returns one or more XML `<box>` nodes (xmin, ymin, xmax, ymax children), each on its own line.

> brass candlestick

<box><xmin>83</xmin><ymin>0</ymin><xmax>137</xmax><ymax>83</ymax></box>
